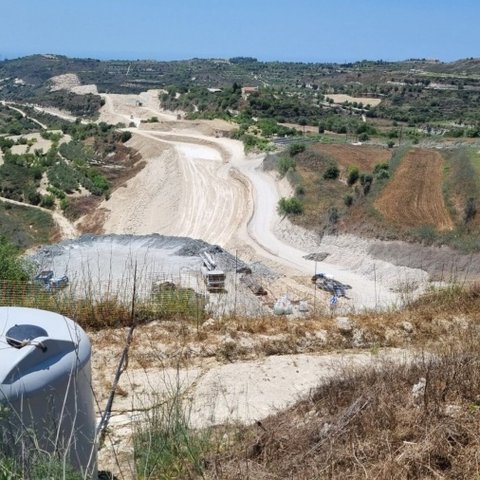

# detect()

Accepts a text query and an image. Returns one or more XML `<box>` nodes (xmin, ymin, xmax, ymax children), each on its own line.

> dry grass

<box><xmin>205</xmin><ymin>330</ymin><xmax>480</xmax><ymax>479</ymax></box>
<box><xmin>87</xmin><ymin>283</ymin><xmax>480</xmax><ymax>478</ymax></box>
<box><xmin>86</xmin><ymin>283</ymin><xmax>480</xmax><ymax>378</ymax></box>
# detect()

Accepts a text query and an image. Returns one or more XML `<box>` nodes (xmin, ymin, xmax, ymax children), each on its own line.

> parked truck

<box><xmin>34</xmin><ymin>270</ymin><xmax>69</xmax><ymax>291</ymax></box>
<box><xmin>200</xmin><ymin>252</ymin><xmax>225</xmax><ymax>292</ymax></box>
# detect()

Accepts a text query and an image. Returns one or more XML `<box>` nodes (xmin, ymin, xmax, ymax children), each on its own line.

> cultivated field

<box><xmin>309</xmin><ymin>143</ymin><xmax>392</xmax><ymax>170</ymax></box>
<box><xmin>375</xmin><ymin>149</ymin><xmax>453</xmax><ymax>231</ymax></box>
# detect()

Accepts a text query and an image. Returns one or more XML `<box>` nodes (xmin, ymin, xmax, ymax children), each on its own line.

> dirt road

<box><xmin>101</xmin><ymin>130</ymin><xmax>249</xmax><ymax>246</ymax></box>
<box><xmin>1</xmin><ymin>101</ymin><xmax>48</xmax><ymax>130</ymax></box>
<box><xmin>0</xmin><ymin>196</ymin><xmax>77</xmax><ymax>239</ymax></box>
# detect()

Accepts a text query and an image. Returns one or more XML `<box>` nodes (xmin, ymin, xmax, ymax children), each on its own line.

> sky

<box><xmin>0</xmin><ymin>0</ymin><xmax>478</xmax><ymax>63</ymax></box>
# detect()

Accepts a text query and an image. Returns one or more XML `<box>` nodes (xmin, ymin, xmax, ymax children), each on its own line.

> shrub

<box><xmin>0</xmin><ymin>236</ymin><xmax>32</xmax><ymax>281</ymax></box>
<box><xmin>0</xmin><ymin>453</ymin><xmax>82</xmax><ymax>480</ymax></box>
<box><xmin>59</xmin><ymin>198</ymin><xmax>69</xmax><ymax>211</ymax></box>
<box><xmin>278</xmin><ymin>197</ymin><xmax>304</xmax><ymax>215</ymax></box>
<box><xmin>26</xmin><ymin>190</ymin><xmax>41</xmax><ymax>206</ymax></box>
<box><xmin>288</xmin><ymin>143</ymin><xmax>305</xmax><ymax>156</ymax></box>
<box><xmin>47</xmin><ymin>186</ymin><xmax>66</xmax><ymax>199</ymax></box>
<box><xmin>40</xmin><ymin>194</ymin><xmax>55</xmax><ymax>209</ymax></box>
<box><xmin>358</xmin><ymin>174</ymin><xmax>373</xmax><ymax>195</ymax></box>
<box><xmin>387</xmin><ymin>140</ymin><xmax>395</xmax><ymax>148</ymax></box>
<box><xmin>134</xmin><ymin>390</ymin><xmax>211</xmax><ymax>479</ymax></box>
<box><xmin>464</xmin><ymin>197</ymin><xmax>477</xmax><ymax>224</ymax></box>
<box><xmin>414</xmin><ymin>225</ymin><xmax>437</xmax><ymax>243</ymax></box>
<box><xmin>344</xmin><ymin>194</ymin><xmax>354</xmax><ymax>206</ymax></box>
<box><xmin>48</xmin><ymin>161</ymin><xmax>79</xmax><ymax>193</ymax></box>
<box><xmin>120</xmin><ymin>131</ymin><xmax>132</xmax><ymax>143</ymax></box>
<box><xmin>347</xmin><ymin>166</ymin><xmax>360</xmax><ymax>185</ymax></box>
<box><xmin>327</xmin><ymin>206</ymin><xmax>339</xmax><ymax>226</ymax></box>
<box><xmin>323</xmin><ymin>164</ymin><xmax>340</xmax><ymax>180</ymax></box>
<box><xmin>376</xmin><ymin>169</ymin><xmax>390</xmax><ymax>180</ymax></box>
<box><xmin>358</xmin><ymin>132</ymin><xmax>369</xmax><ymax>141</ymax></box>
<box><xmin>295</xmin><ymin>185</ymin><xmax>305</xmax><ymax>196</ymax></box>
<box><xmin>277</xmin><ymin>157</ymin><xmax>296</xmax><ymax>176</ymax></box>
<box><xmin>373</xmin><ymin>163</ymin><xmax>389</xmax><ymax>174</ymax></box>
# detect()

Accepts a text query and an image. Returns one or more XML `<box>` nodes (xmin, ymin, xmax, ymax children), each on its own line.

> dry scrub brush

<box><xmin>205</xmin><ymin>333</ymin><xmax>480</xmax><ymax>479</ymax></box>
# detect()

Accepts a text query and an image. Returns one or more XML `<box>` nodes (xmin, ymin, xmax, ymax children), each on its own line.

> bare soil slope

<box><xmin>375</xmin><ymin>149</ymin><xmax>453</xmax><ymax>231</ymax></box>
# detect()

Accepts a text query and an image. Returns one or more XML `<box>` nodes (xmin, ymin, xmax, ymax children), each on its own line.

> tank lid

<box><xmin>6</xmin><ymin>324</ymin><xmax>49</xmax><ymax>349</ymax></box>
<box><xmin>0</xmin><ymin>307</ymin><xmax>91</xmax><ymax>388</ymax></box>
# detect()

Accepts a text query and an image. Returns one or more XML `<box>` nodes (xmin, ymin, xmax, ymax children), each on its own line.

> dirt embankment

<box><xmin>375</xmin><ymin>149</ymin><xmax>453</xmax><ymax>231</ymax></box>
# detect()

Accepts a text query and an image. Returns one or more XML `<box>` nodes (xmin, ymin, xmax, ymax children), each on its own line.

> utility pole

<box><xmin>313</xmin><ymin>259</ymin><xmax>317</xmax><ymax>314</ymax></box>
<box><xmin>234</xmin><ymin>250</ymin><xmax>238</xmax><ymax>317</ymax></box>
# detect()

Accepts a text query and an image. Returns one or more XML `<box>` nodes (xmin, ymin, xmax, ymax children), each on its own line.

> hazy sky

<box><xmin>0</xmin><ymin>0</ymin><xmax>478</xmax><ymax>62</ymax></box>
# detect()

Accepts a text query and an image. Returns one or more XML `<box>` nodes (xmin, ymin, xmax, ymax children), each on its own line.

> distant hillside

<box><xmin>1</xmin><ymin>54</ymin><xmax>479</xmax><ymax>147</ymax></box>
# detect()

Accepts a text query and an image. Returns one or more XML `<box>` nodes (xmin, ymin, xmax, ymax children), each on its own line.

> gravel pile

<box><xmin>27</xmin><ymin>235</ymin><xmax>271</xmax><ymax>308</ymax></box>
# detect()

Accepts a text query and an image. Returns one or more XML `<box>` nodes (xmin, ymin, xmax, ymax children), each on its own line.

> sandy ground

<box><xmin>326</xmin><ymin>94</ymin><xmax>382</xmax><ymax>107</ymax></box>
<box><xmin>97</xmin><ymin>349</ymin><xmax>413</xmax><ymax>477</ymax></box>
<box><xmin>99</xmin><ymin>90</ymin><xmax>178</xmax><ymax>126</ymax></box>
<box><xmin>8</xmin><ymin>132</ymin><xmax>54</xmax><ymax>154</ymax></box>
<box><xmin>49</xmin><ymin>73</ymin><xmax>98</xmax><ymax>95</ymax></box>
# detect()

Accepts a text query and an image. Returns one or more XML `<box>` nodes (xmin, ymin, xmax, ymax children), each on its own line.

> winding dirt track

<box><xmin>0</xmin><ymin>196</ymin><xmax>77</xmax><ymax>239</ymax></box>
<box><xmin>100</xmin><ymin>130</ymin><xmax>248</xmax><ymax>246</ymax></box>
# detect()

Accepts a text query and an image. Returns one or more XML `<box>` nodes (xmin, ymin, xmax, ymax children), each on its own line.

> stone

<box><xmin>352</xmin><ymin>329</ymin><xmax>365</xmax><ymax>348</ymax></box>
<box><xmin>401</xmin><ymin>321</ymin><xmax>414</xmax><ymax>334</ymax></box>
<box><xmin>201</xmin><ymin>318</ymin><xmax>217</xmax><ymax>330</ymax></box>
<box><xmin>412</xmin><ymin>377</ymin><xmax>426</xmax><ymax>405</ymax></box>
<box><xmin>336</xmin><ymin>317</ymin><xmax>353</xmax><ymax>334</ymax></box>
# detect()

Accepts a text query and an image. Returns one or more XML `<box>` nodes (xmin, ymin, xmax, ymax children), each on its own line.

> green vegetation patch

<box><xmin>0</xmin><ymin>202</ymin><xmax>54</xmax><ymax>249</ymax></box>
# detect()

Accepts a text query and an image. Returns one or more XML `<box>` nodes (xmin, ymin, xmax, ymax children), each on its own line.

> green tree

<box><xmin>277</xmin><ymin>197</ymin><xmax>304</xmax><ymax>215</ymax></box>
<box><xmin>0</xmin><ymin>237</ymin><xmax>32</xmax><ymax>281</ymax></box>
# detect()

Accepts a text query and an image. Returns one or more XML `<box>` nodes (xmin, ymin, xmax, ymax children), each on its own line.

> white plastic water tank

<box><xmin>0</xmin><ymin>307</ymin><xmax>97</xmax><ymax>478</ymax></box>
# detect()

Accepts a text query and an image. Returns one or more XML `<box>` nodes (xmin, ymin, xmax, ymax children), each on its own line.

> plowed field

<box><xmin>375</xmin><ymin>149</ymin><xmax>453</xmax><ymax>231</ymax></box>
<box><xmin>309</xmin><ymin>144</ymin><xmax>391</xmax><ymax>171</ymax></box>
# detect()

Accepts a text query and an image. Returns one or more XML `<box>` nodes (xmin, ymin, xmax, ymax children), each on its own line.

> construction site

<box><xmin>3</xmin><ymin>84</ymin><xmax>480</xmax><ymax>479</ymax></box>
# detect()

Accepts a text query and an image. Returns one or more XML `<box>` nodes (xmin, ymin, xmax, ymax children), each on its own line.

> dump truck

<box><xmin>200</xmin><ymin>252</ymin><xmax>225</xmax><ymax>292</ymax></box>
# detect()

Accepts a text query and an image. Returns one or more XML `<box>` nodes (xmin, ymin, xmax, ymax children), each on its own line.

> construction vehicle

<box><xmin>34</xmin><ymin>270</ymin><xmax>69</xmax><ymax>292</ymax></box>
<box><xmin>200</xmin><ymin>252</ymin><xmax>225</xmax><ymax>292</ymax></box>
<box><xmin>311</xmin><ymin>273</ymin><xmax>350</xmax><ymax>298</ymax></box>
